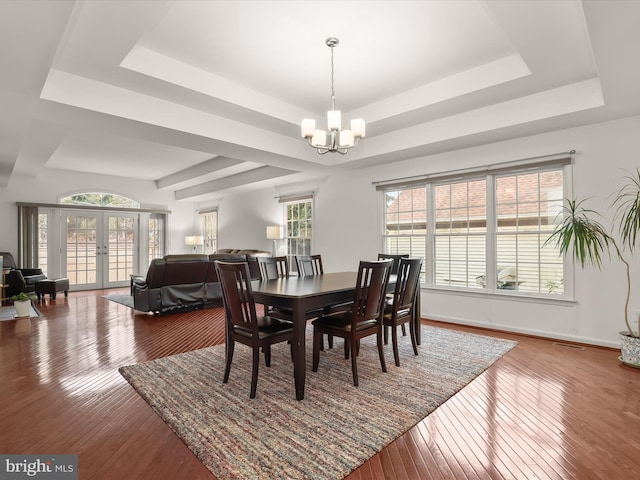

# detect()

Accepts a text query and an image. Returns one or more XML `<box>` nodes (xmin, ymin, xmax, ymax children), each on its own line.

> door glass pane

<box><xmin>66</xmin><ymin>215</ymin><xmax>97</xmax><ymax>286</ymax></box>
<box><xmin>108</xmin><ymin>216</ymin><xmax>135</xmax><ymax>282</ymax></box>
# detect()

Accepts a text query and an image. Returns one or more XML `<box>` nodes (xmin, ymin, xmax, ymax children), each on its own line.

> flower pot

<box><xmin>619</xmin><ymin>332</ymin><xmax>640</xmax><ymax>368</ymax></box>
<box><xmin>13</xmin><ymin>300</ymin><xmax>31</xmax><ymax>318</ymax></box>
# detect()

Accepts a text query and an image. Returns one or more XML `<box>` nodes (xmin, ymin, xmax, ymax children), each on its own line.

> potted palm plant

<box><xmin>11</xmin><ymin>292</ymin><xmax>33</xmax><ymax>318</ymax></box>
<box><xmin>546</xmin><ymin>168</ymin><xmax>640</xmax><ymax>367</ymax></box>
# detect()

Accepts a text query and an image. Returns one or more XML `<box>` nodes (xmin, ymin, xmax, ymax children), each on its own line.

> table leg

<box><xmin>292</xmin><ymin>303</ymin><xmax>306</xmax><ymax>400</ymax></box>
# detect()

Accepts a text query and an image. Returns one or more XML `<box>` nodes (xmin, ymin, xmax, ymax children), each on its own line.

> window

<box><xmin>38</xmin><ymin>213</ymin><xmax>48</xmax><ymax>275</ymax></box>
<box><xmin>60</xmin><ymin>193</ymin><xmax>140</xmax><ymax>208</ymax></box>
<box><xmin>284</xmin><ymin>198</ymin><xmax>313</xmax><ymax>269</ymax></box>
<box><xmin>434</xmin><ymin>179</ymin><xmax>487</xmax><ymax>289</ymax></box>
<box><xmin>495</xmin><ymin>170</ymin><xmax>564</xmax><ymax>294</ymax></box>
<box><xmin>383</xmin><ymin>187</ymin><xmax>427</xmax><ymax>281</ymax></box>
<box><xmin>148</xmin><ymin>214</ymin><xmax>165</xmax><ymax>260</ymax></box>
<box><xmin>201</xmin><ymin>210</ymin><xmax>218</xmax><ymax>254</ymax></box>
<box><xmin>379</xmin><ymin>156</ymin><xmax>569</xmax><ymax>298</ymax></box>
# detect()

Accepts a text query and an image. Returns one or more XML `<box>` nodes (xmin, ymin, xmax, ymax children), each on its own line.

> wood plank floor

<box><xmin>1</xmin><ymin>289</ymin><xmax>639</xmax><ymax>479</ymax></box>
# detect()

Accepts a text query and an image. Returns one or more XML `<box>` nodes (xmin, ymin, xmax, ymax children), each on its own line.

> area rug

<box><xmin>119</xmin><ymin>325</ymin><xmax>517</xmax><ymax>480</ymax></box>
<box><xmin>0</xmin><ymin>304</ymin><xmax>41</xmax><ymax>321</ymax></box>
<box><xmin>102</xmin><ymin>294</ymin><xmax>134</xmax><ymax>309</ymax></box>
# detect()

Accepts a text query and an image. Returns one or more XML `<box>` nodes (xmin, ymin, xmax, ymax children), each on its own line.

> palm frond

<box><xmin>611</xmin><ymin>168</ymin><xmax>640</xmax><ymax>253</ymax></box>
<box><xmin>544</xmin><ymin>198</ymin><xmax>612</xmax><ymax>269</ymax></box>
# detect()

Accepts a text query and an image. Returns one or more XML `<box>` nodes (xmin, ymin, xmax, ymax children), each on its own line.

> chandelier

<box><xmin>301</xmin><ymin>37</ymin><xmax>365</xmax><ymax>155</ymax></box>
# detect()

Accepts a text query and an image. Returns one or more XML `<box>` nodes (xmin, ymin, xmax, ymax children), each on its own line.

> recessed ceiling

<box><xmin>2</xmin><ymin>0</ymin><xmax>639</xmax><ymax>202</ymax></box>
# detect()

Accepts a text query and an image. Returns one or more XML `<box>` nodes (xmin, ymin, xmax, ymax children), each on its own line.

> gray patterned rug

<box><xmin>102</xmin><ymin>294</ymin><xmax>134</xmax><ymax>309</ymax></box>
<box><xmin>119</xmin><ymin>325</ymin><xmax>517</xmax><ymax>480</ymax></box>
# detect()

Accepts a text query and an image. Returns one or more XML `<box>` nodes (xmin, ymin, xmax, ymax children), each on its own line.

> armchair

<box><xmin>0</xmin><ymin>252</ymin><xmax>47</xmax><ymax>298</ymax></box>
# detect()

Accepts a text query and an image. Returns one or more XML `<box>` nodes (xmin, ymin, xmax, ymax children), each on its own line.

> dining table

<box><xmin>252</xmin><ymin>271</ymin><xmax>421</xmax><ymax>400</ymax></box>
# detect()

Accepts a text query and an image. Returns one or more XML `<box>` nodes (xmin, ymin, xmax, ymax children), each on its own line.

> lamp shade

<box><xmin>266</xmin><ymin>225</ymin><xmax>284</xmax><ymax>240</ymax></box>
<box><xmin>327</xmin><ymin>110</ymin><xmax>341</xmax><ymax>131</ymax></box>
<box><xmin>301</xmin><ymin>118</ymin><xmax>316</xmax><ymax>138</ymax></box>
<box><xmin>339</xmin><ymin>129</ymin><xmax>354</xmax><ymax>147</ymax></box>
<box><xmin>184</xmin><ymin>235</ymin><xmax>203</xmax><ymax>246</ymax></box>
<box><xmin>351</xmin><ymin>118</ymin><xmax>365</xmax><ymax>138</ymax></box>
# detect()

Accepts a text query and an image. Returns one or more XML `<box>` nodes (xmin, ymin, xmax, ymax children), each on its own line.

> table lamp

<box><xmin>266</xmin><ymin>226</ymin><xmax>284</xmax><ymax>256</ymax></box>
<box><xmin>185</xmin><ymin>235</ymin><xmax>203</xmax><ymax>253</ymax></box>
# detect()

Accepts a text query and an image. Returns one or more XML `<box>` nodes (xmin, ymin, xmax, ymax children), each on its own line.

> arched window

<box><xmin>60</xmin><ymin>193</ymin><xmax>140</xmax><ymax>208</ymax></box>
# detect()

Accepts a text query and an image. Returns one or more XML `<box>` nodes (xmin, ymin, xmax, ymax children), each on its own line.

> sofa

<box><xmin>132</xmin><ymin>250</ymin><xmax>269</xmax><ymax>313</ymax></box>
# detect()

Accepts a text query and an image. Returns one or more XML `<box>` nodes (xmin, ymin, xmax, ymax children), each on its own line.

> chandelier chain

<box><xmin>330</xmin><ymin>43</ymin><xmax>336</xmax><ymax>107</ymax></box>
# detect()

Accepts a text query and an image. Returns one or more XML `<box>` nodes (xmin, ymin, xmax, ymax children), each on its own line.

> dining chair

<box><xmin>377</xmin><ymin>253</ymin><xmax>409</xmax><ymax>276</ymax></box>
<box><xmin>215</xmin><ymin>260</ymin><xmax>294</xmax><ymax>399</ymax></box>
<box><xmin>312</xmin><ymin>259</ymin><xmax>393</xmax><ymax>386</ymax></box>
<box><xmin>378</xmin><ymin>253</ymin><xmax>410</xmax><ymax>336</ymax></box>
<box><xmin>258</xmin><ymin>256</ymin><xmax>289</xmax><ymax>280</ymax></box>
<box><xmin>257</xmin><ymin>256</ymin><xmax>292</xmax><ymax>319</ymax></box>
<box><xmin>294</xmin><ymin>254</ymin><xmax>338</xmax><ymax>349</ymax></box>
<box><xmin>383</xmin><ymin>257</ymin><xmax>422</xmax><ymax>366</ymax></box>
<box><xmin>295</xmin><ymin>254</ymin><xmax>324</xmax><ymax>276</ymax></box>
<box><xmin>258</xmin><ymin>255</ymin><xmax>322</xmax><ymax>322</ymax></box>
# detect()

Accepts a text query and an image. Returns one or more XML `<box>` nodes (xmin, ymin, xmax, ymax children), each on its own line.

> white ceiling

<box><xmin>1</xmin><ymin>0</ymin><xmax>639</xmax><ymax>203</ymax></box>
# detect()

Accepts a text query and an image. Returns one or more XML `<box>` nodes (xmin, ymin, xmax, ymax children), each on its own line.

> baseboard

<box><xmin>422</xmin><ymin>313</ymin><xmax>620</xmax><ymax>350</ymax></box>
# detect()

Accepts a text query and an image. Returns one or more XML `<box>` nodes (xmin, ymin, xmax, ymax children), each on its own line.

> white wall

<box><xmin>215</xmin><ymin>189</ymin><xmax>280</xmax><ymax>254</ymax></box>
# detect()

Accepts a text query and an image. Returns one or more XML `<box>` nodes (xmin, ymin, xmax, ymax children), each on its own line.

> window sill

<box><xmin>423</xmin><ymin>285</ymin><xmax>576</xmax><ymax>306</ymax></box>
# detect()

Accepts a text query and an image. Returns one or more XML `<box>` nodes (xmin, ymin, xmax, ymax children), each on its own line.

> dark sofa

<box><xmin>132</xmin><ymin>250</ymin><xmax>268</xmax><ymax>313</ymax></box>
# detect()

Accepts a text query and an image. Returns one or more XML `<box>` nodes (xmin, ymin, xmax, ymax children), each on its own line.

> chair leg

<box><xmin>377</xmin><ymin>328</ymin><xmax>388</xmax><ymax>373</ymax></box>
<box><xmin>312</xmin><ymin>328</ymin><xmax>321</xmax><ymax>372</ymax></box>
<box><xmin>384</xmin><ymin>325</ymin><xmax>389</xmax><ymax>344</ymax></box>
<box><xmin>350</xmin><ymin>340</ymin><xmax>359</xmax><ymax>386</ymax></box>
<box><xmin>250</xmin><ymin>347</ymin><xmax>260</xmax><ymax>398</ymax></box>
<box><xmin>401</xmin><ymin>323</ymin><xmax>407</xmax><ymax>336</ymax></box>
<box><xmin>409</xmin><ymin>319</ymin><xmax>418</xmax><ymax>356</ymax></box>
<box><xmin>392</xmin><ymin>324</ymin><xmax>401</xmax><ymax>367</ymax></box>
<box><xmin>264</xmin><ymin>345</ymin><xmax>272</xmax><ymax>367</ymax></box>
<box><xmin>328</xmin><ymin>334</ymin><xmax>334</xmax><ymax>349</ymax></box>
<box><xmin>223</xmin><ymin>340</ymin><xmax>235</xmax><ymax>383</ymax></box>
<box><xmin>344</xmin><ymin>339</ymin><xmax>350</xmax><ymax>359</ymax></box>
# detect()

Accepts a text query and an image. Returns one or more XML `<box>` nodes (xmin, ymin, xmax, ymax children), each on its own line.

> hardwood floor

<box><xmin>1</xmin><ymin>289</ymin><xmax>639</xmax><ymax>479</ymax></box>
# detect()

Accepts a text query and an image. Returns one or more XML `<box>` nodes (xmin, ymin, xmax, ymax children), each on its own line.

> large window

<box><xmin>38</xmin><ymin>213</ymin><xmax>48</xmax><ymax>275</ymax></box>
<box><xmin>285</xmin><ymin>198</ymin><xmax>313</xmax><ymax>268</ymax></box>
<box><xmin>201</xmin><ymin>210</ymin><xmax>218</xmax><ymax>254</ymax></box>
<box><xmin>380</xmin><ymin>157</ymin><xmax>569</xmax><ymax>298</ymax></box>
<box><xmin>495</xmin><ymin>170</ymin><xmax>564</xmax><ymax>294</ymax></box>
<box><xmin>434</xmin><ymin>178</ymin><xmax>487</xmax><ymax>289</ymax></box>
<box><xmin>148</xmin><ymin>214</ymin><xmax>165</xmax><ymax>260</ymax></box>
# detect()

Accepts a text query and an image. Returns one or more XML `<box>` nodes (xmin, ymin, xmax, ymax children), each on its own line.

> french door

<box><xmin>64</xmin><ymin>211</ymin><xmax>138</xmax><ymax>290</ymax></box>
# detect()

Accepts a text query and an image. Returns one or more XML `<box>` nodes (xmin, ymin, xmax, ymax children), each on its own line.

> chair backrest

<box><xmin>351</xmin><ymin>259</ymin><xmax>393</xmax><ymax>325</ymax></box>
<box><xmin>258</xmin><ymin>256</ymin><xmax>289</xmax><ymax>280</ymax></box>
<box><xmin>215</xmin><ymin>261</ymin><xmax>259</xmax><ymax>335</ymax></box>
<box><xmin>296</xmin><ymin>254</ymin><xmax>323</xmax><ymax>276</ymax></box>
<box><xmin>392</xmin><ymin>258</ymin><xmax>423</xmax><ymax>312</ymax></box>
<box><xmin>377</xmin><ymin>253</ymin><xmax>409</xmax><ymax>275</ymax></box>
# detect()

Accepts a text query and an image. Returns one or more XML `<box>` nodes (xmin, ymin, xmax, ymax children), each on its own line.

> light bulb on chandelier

<box><xmin>301</xmin><ymin>37</ymin><xmax>365</xmax><ymax>155</ymax></box>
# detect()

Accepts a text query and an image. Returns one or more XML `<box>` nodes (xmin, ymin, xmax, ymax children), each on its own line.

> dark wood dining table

<box><xmin>252</xmin><ymin>271</ymin><xmax>421</xmax><ymax>400</ymax></box>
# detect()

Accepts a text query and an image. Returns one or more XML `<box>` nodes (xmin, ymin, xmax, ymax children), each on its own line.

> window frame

<box><xmin>379</xmin><ymin>159</ymin><xmax>573</xmax><ymax>301</ymax></box>
<box><xmin>200</xmin><ymin>209</ymin><xmax>218</xmax><ymax>255</ymax></box>
<box><xmin>283</xmin><ymin>197</ymin><xmax>314</xmax><ymax>271</ymax></box>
